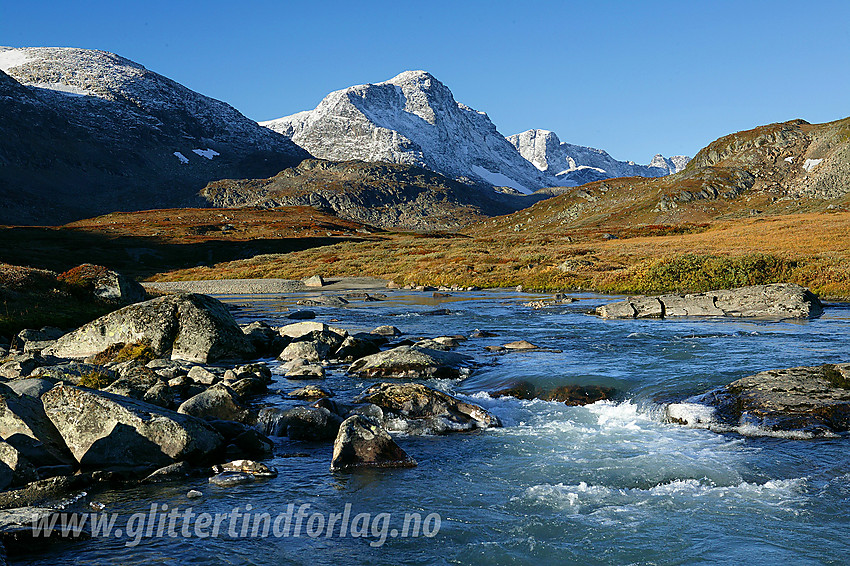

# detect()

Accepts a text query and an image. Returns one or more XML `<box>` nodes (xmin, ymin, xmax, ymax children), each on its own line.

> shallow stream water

<box><xmin>17</xmin><ymin>289</ymin><xmax>850</xmax><ymax>565</ymax></box>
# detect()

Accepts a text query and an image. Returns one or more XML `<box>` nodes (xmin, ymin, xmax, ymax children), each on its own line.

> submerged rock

<box><xmin>666</xmin><ymin>363</ymin><xmax>850</xmax><ymax>436</ymax></box>
<box><xmin>42</xmin><ymin>384</ymin><xmax>223</xmax><ymax>468</ymax></box>
<box><xmin>490</xmin><ymin>381</ymin><xmax>615</xmax><ymax>406</ymax></box>
<box><xmin>257</xmin><ymin>407</ymin><xmax>342</xmax><ymax>441</ymax></box>
<box><xmin>596</xmin><ymin>283</ymin><xmax>823</xmax><ymax>319</ymax></box>
<box><xmin>330</xmin><ymin>415</ymin><xmax>416</xmax><ymax>472</ymax></box>
<box><xmin>42</xmin><ymin>293</ymin><xmax>254</xmax><ymax>363</ymax></box>
<box><xmin>354</xmin><ymin>382</ymin><xmax>501</xmax><ymax>434</ymax></box>
<box><xmin>347</xmin><ymin>345</ymin><xmax>471</xmax><ymax>379</ymax></box>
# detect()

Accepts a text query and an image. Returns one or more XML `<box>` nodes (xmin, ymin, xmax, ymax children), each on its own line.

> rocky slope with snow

<box><xmin>0</xmin><ymin>46</ymin><xmax>309</xmax><ymax>224</ymax></box>
<box><xmin>261</xmin><ymin>71</ymin><xmax>559</xmax><ymax>194</ymax></box>
<box><xmin>507</xmin><ymin>129</ymin><xmax>689</xmax><ymax>186</ymax></box>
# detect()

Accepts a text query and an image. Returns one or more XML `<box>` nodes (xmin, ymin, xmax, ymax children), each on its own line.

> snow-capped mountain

<box><xmin>0</xmin><ymin>46</ymin><xmax>309</xmax><ymax>224</ymax></box>
<box><xmin>507</xmin><ymin>129</ymin><xmax>690</xmax><ymax>186</ymax></box>
<box><xmin>261</xmin><ymin>71</ymin><xmax>556</xmax><ymax>193</ymax></box>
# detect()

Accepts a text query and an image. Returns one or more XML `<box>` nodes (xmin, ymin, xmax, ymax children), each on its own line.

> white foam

<box><xmin>0</xmin><ymin>49</ymin><xmax>30</xmax><ymax>72</ymax></box>
<box><xmin>665</xmin><ymin>402</ymin><xmax>717</xmax><ymax>426</ymax></box>
<box><xmin>192</xmin><ymin>148</ymin><xmax>220</xmax><ymax>160</ymax></box>
<box><xmin>173</xmin><ymin>151</ymin><xmax>189</xmax><ymax>164</ymax></box>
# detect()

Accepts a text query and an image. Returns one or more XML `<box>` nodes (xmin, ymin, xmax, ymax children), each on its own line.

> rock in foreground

<box><xmin>42</xmin><ymin>385</ymin><xmax>223</xmax><ymax>468</ymax></box>
<box><xmin>596</xmin><ymin>283</ymin><xmax>823</xmax><ymax>319</ymax></box>
<box><xmin>330</xmin><ymin>415</ymin><xmax>416</xmax><ymax>472</ymax></box>
<box><xmin>347</xmin><ymin>345</ymin><xmax>471</xmax><ymax>379</ymax></box>
<box><xmin>666</xmin><ymin>363</ymin><xmax>850</xmax><ymax>436</ymax></box>
<box><xmin>43</xmin><ymin>293</ymin><xmax>253</xmax><ymax>363</ymax></box>
<box><xmin>355</xmin><ymin>382</ymin><xmax>501</xmax><ymax>434</ymax></box>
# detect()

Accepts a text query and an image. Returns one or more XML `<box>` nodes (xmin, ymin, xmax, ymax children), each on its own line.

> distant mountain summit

<box><xmin>507</xmin><ymin>129</ymin><xmax>689</xmax><ymax>186</ymax></box>
<box><xmin>0</xmin><ymin>46</ymin><xmax>309</xmax><ymax>224</ymax></box>
<box><xmin>261</xmin><ymin>70</ymin><xmax>556</xmax><ymax>193</ymax></box>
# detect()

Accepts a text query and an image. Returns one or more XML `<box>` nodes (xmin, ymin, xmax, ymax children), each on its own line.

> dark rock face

<box><xmin>330</xmin><ymin>415</ymin><xmax>416</xmax><ymax>472</ymax></box>
<box><xmin>42</xmin><ymin>384</ymin><xmax>223</xmax><ymax>468</ymax></box>
<box><xmin>666</xmin><ymin>363</ymin><xmax>850</xmax><ymax>436</ymax></box>
<box><xmin>596</xmin><ymin>284</ymin><xmax>823</xmax><ymax>320</ymax></box>
<box><xmin>0</xmin><ymin>48</ymin><xmax>309</xmax><ymax>226</ymax></box>
<box><xmin>354</xmin><ymin>382</ymin><xmax>500</xmax><ymax>434</ymax></box>
<box><xmin>42</xmin><ymin>293</ymin><xmax>253</xmax><ymax>363</ymax></box>
<box><xmin>347</xmin><ymin>346</ymin><xmax>471</xmax><ymax>379</ymax></box>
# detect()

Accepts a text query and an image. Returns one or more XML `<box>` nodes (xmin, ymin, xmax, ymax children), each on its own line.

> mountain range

<box><xmin>0</xmin><ymin>46</ymin><xmax>688</xmax><ymax>227</ymax></box>
<box><xmin>261</xmin><ymin>70</ymin><xmax>689</xmax><ymax>193</ymax></box>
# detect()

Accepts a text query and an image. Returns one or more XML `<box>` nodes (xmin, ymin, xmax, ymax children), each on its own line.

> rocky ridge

<box><xmin>507</xmin><ymin>129</ymin><xmax>689</xmax><ymax>185</ymax></box>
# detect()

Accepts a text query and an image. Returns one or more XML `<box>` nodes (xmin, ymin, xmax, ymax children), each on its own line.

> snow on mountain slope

<box><xmin>506</xmin><ymin>129</ymin><xmax>690</xmax><ymax>185</ymax></box>
<box><xmin>261</xmin><ymin>71</ymin><xmax>558</xmax><ymax>193</ymax></box>
<box><xmin>0</xmin><ymin>46</ymin><xmax>309</xmax><ymax>224</ymax></box>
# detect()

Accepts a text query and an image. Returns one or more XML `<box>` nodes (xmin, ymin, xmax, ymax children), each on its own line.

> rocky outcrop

<box><xmin>42</xmin><ymin>385</ymin><xmax>223</xmax><ymax>468</ymax></box>
<box><xmin>354</xmin><ymin>382</ymin><xmax>501</xmax><ymax>434</ymax></box>
<box><xmin>348</xmin><ymin>346</ymin><xmax>472</xmax><ymax>379</ymax></box>
<box><xmin>666</xmin><ymin>363</ymin><xmax>850</xmax><ymax>436</ymax></box>
<box><xmin>0</xmin><ymin>384</ymin><xmax>73</xmax><ymax>467</ymax></box>
<box><xmin>42</xmin><ymin>293</ymin><xmax>254</xmax><ymax>363</ymax></box>
<box><xmin>596</xmin><ymin>284</ymin><xmax>823</xmax><ymax>320</ymax></box>
<box><xmin>56</xmin><ymin>264</ymin><xmax>146</xmax><ymax>304</ymax></box>
<box><xmin>330</xmin><ymin>415</ymin><xmax>416</xmax><ymax>472</ymax></box>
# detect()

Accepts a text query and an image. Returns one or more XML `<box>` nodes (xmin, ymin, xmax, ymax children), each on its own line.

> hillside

<box><xmin>0</xmin><ymin>47</ymin><xmax>309</xmax><ymax>225</ymax></box>
<box><xmin>200</xmin><ymin>158</ymin><xmax>545</xmax><ymax>231</ymax></box>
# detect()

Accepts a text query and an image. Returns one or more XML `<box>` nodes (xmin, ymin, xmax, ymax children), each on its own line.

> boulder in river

<box><xmin>666</xmin><ymin>363</ymin><xmax>850</xmax><ymax>436</ymax></box>
<box><xmin>490</xmin><ymin>381</ymin><xmax>616</xmax><ymax>406</ymax></box>
<box><xmin>42</xmin><ymin>293</ymin><xmax>254</xmax><ymax>363</ymax></box>
<box><xmin>257</xmin><ymin>406</ymin><xmax>342</xmax><ymax>441</ymax></box>
<box><xmin>596</xmin><ymin>283</ymin><xmax>823</xmax><ymax>319</ymax></box>
<box><xmin>0</xmin><ymin>384</ymin><xmax>74</xmax><ymax>467</ymax></box>
<box><xmin>178</xmin><ymin>383</ymin><xmax>249</xmax><ymax>423</ymax></box>
<box><xmin>42</xmin><ymin>384</ymin><xmax>223</xmax><ymax>468</ymax></box>
<box><xmin>330</xmin><ymin>415</ymin><xmax>417</xmax><ymax>471</ymax></box>
<box><xmin>354</xmin><ymin>382</ymin><xmax>501</xmax><ymax>434</ymax></box>
<box><xmin>347</xmin><ymin>345</ymin><xmax>472</xmax><ymax>379</ymax></box>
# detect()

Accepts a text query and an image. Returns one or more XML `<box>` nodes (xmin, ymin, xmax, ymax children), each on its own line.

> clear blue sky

<box><xmin>3</xmin><ymin>0</ymin><xmax>848</xmax><ymax>162</ymax></box>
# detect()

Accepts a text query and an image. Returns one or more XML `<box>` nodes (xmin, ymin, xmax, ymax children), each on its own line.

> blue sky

<box><xmin>3</xmin><ymin>0</ymin><xmax>848</xmax><ymax>162</ymax></box>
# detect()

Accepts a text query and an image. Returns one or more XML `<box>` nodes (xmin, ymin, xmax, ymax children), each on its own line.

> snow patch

<box><xmin>471</xmin><ymin>165</ymin><xmax>531</xmax><ymax>194</ymax></box>
<box><xmin>30</xmin><ymin>82</ymin><xmax>91</xmax><ymax>97</ymax></box>
<box><xmin>784</xmin><ymin>157</ymin><xmax>794</xmax><ymax>163</ymax></box>
<box><xmin>803</xmin><ymin>158</ymin><xmax>823</xmax><ymax>172</ymax></box>
<box><xmin>192</xmin><ymin>148</ymin><xmax>220</xmax><ymax>160</ymax></box>
<box><xmin>173</xmin><ymin>151</ymin><xmax>189</xmax><ymax>164</ymax></box>
<box><xmin>0</xmin><ymin>49</ymin><xmax>30</xmax><ymax>72</ymax></box>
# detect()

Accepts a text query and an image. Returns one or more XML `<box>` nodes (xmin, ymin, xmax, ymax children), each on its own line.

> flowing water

<box><xmin>17</xmin><ymin>290</ymin><xmax>850</xmax><ymax>565</ymax></box>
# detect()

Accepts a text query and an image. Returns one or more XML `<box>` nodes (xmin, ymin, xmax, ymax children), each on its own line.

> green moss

<box><xmin>821</xmin><ymin>364</ymin><xmax>850</xmax><ymax>389</ymax></box>
<box><xmin>111</xmin><ymin>342</ymin><xmax>157</xmax><ymax>364</ymax></box>
<box><xmin>78</xmin><ymin>370</ymin><xmax>115</xmax><ymax>389</ymax></box>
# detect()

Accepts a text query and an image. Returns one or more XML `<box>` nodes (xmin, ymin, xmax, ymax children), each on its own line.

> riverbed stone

<box><xmin>42</xmin><ymin>384</ymin><xmax>223</xmax><ymax>467</ymax></box>
<box><xmin>0</xmin><ymin>384</ymin><xmax>73</xmax><ymax>467</ymax></box>
<box><xmin>668</xmin><ymin>363</ymin><xmax>850</xmax><ymax>435</ymax></box>
<box><xmin>596</xmin><ymin>283</ymin><xmax>824</xmax><ymax>319</ymax></box>
<box><xmin>347</xmin><ymin>346</ymin><xmax>471</xmax><ymax>380</ymax></box>
<box><xmin>42</xmin><ymin>293</ymin><xmax>254</xmax><ymax>363</ymax></box>
<box><xmin>354</xmin><ymin>382</ymin><xmax>501</xmax><ymax>434</ymax></box>
<box><xmin>257</xmin><ymin>406</ymin><xmax>341</xmax><ymax>440</ymax></box>
<box><xmin>178</xmin><ymin>383</ymin><xmax>248</xmax><ymax>423</ymax></box>
<box><xmin>330</xmin><ymin>415</ymin><xmax>416</xmax><ymax>471</ymax></box>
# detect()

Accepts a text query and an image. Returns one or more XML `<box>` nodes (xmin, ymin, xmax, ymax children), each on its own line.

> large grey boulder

<box><xmin>0</xmin><ymin>384</ymin><xmax>73</xmax><ymax>467</ymax></box>
<box><xmin>42</xmin><ymin>293</ymin><xmax>254</xmax><ymax>363</ymax></box>
<box><xmin>347</xmin><ymin>346</ymin><xmax>472</xmax><ymax>379</ymax></box>
<box><xmin>666</xmin><ymin>363</ymin><xmax>850</xmax><ymax>436</ymax></box>
<box><xmin>330</xmin><ymin>415</ymin><xmax>416</xmax><ymax>472</ymax></box>
<box><xmin>42</xmin><ymin>384</ymin><xmax>223</xmax><ymax>468</ymax></box>
<box><xmin>354</xmin><ymin>382</ymin><xmax>501</xmax><ymax>434</ymax></box>
<box><xmin>59</xmin><ymin>264</ymin><xmax>147</xmax><ymax>304</ymax></box>
<box><xmin>596</xmin><ymin>283</ymin><xmax>823</xmax><ymax>319</ymax></box>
